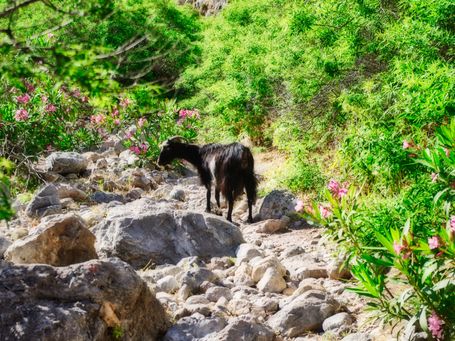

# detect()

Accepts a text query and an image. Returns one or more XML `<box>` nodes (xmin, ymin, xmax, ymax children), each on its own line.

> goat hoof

<box><xmin>246</xmin><ymin>218</ymin><xmax>254</xmax><ymax>224</ymax></box>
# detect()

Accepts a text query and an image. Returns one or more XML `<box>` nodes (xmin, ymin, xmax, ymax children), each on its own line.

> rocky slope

<box><xmin>0</xmin><ymin>138</ymin><xmax>394</xmax><ymax>340</ymax></box>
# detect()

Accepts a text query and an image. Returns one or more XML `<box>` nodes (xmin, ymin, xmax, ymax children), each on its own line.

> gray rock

<box><xmin>95</xmin><ymin>158</ymin><xmax>108</xmax><ymax>169</ymax></box>
<box><xmin>90</xmin><ymin>191</ymin><xmax>125</xmax><ymax>204</ymax></box>
<box><xmin>208</xmin><ymin>318</ymin><xmax>275</xmax><ymax>341</ymax></box>
<box><xmin>267</xmin><ymin>290</ymin><xmax>340</xmax><ymax>337</ymax></box>
<box><xmin>322</xmin><ymin>312</ymin><xmax>354</xmax><ymax>332</ymax></box>
<box><xmin>235</xmin><ymin>243</ymin><xmax>263</xmax><ymax>266</ymax></box>
<box><xmin>180</xmin><ymin>267</ymin><xmax>218</xmax><ymax>293</ymax></box>
<box><xmin>5</xmin><ymin>213</ymin><xmax>97</xmax><ymax>266</ymax></box>
<box><xmin>341</xmin><ymin>333</ymin><xmax>373</xmax><ymax>341</ymax></box>
<box><xmin>170</xmin><ymin>187</ymin><xmax>186</xmax><ymax>201</ymax></box>
<box><xmin>56</xmin><ymin>183</ymin><xmax>87</xmax><ymax>201</ymax></box>
<box><xmin>156</xmin><ymin>275</ymin><xmax>179</xmax><ymax>294</ymax></box>
<box><xmin>25</xmin><ymin>184</ymin><xmax>62</xmax><ymax>218</ymax></box>
<box><xmin>327</xmin><ymin>258</ymin><xmax>352</xmax><ymax>280</ymax></box>
<box><xmin>0</xmin><ymin>258</ymin><xmax>168</xmax><ymax>341</ymax></box>
<box><xmin>126</xmin><ymin>188</ymin><xmax>144</xmax><ymax>201</ymax></box>
<box><xmin>0</xmin><ymin>236</ymin><xmax>12</xmax><ymax>257</ymax></box>
<box><xmin>205</xmin><ymin>286</ymin><xmax>232</xmax><ymax>302</ymax></box>
<box><xmin>256</xmin><ymin>217</ymin><xmax>290</xmax><ymax>234</ymax></box>
<box><xmin>94</xmin><ymin>199</ymin><xmax>244</xmax><ymax>268</ymax></box>
<box><xmin>256</xmin><ymin>267</ymin><xmax>286</xmax><ymax>293</ymax></box>
<box><xmin>281</xmin><ymin>253</ymin><xmax>327</xmax><ymax>281</ymax></box>
<box><xmin>45</xmin><ymin>151</ymin><xmax>88</xmax><ymax>175</ymax></box>
<box><xmin>164</xmin><ymin>314</ymin><xmax>227</xmax><ymax>341</ymax></box>
<box><xmin>259</xmin><ymin>190</ymin><xmax>297</xmax><ymax>220</ymax></box>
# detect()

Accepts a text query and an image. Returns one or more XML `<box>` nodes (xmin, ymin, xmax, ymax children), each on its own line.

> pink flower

<box><xmin>141</xmin><ymin>144</ymin><xmax>148</xmax><ymax>153</ymax></box>
<box><xmin>14</xmin><ymin>109</ymin><xmax>29</xmax><ymax>121</ymax></box>
<box><xmin>16</xmin><ymin>93</ymin><xmax>31</xmax><ymax>104</ymax></box>
<box><xmin>120</xmin><ymin>98</ymin><xmax>131</xmax><ymax>108</ymax></box>
<box><xmin>449</xmin><ymin>216</ymin><xmax>455</xmax><ymax>233</ymax></box>
<box><xmin>138</xmin><ymin>117</ymin><xmax>147</xmax><ymax>128</ymax></box>
<box><xmin>327</xmin><ymin>179</ymin><xmax>348</xmax><ymax>199</ymax></box>
<box><xmin>319</xmin><ymin>204</ymin><xmax>332</xmax><ymax>219</ymax></box>
<box><xmin>72</xmin><ymin>89</ymin><xmax>81</xmax><ymax>98</ymax></box>
<box><xmin>114</xmin><ymin>119</ymin><xmax>121</xmax><ymax>126</ymax></box>
<box><xmin>428</xmin><ymin>236</ymin><xmax>440</xmax><ymax>250</ymax></box>
<box><xmin>125</xmin><ymin>131</ymin><xmax>133</xmax><ymax>140</ymax></box>
<box><xmin>444</xmin><ymin>148</ymin><xmax>450</xmax><ymax>157</ymax></box>
<box><xmin>47</xmin><ymin>32</ymin><xmax>54</xmax><ymax>39</ymax></box>
<box><xmin>327</xmin><ymin>179</ymin><xmax>340</xmax><ymax>193</ymax></box>
<box><xmin>41</xmin><ymin>95</ymin><xmax>48</xmax><ymax>103</ymax></box>
<box><xmin>431</xmin><ymin>172</ymin><xmax>439</xmax><ymax>183</ymax></box>
<box><xmin>46</xmin><ymin>145</ymin><xmax>54</xmax><ymax>152</ymax></box>
<box><xmin>24</xmin><ymin>81</ymin><xmax>35</xmax><ymax>93</ymax></box>
<box><xmin>178</xmin><ymin>109</ymin><xmax>200</xmax><ymax>119</ymax></box>
<box><xmin>45</xmin><ymin>104</ymin><xmax>57</xmax><ymax>113</ymax></box>
<box><xmin>294</xmin><ymin>200</ymin><xmax>304</xmax><ymax>212</ymax></box>
<box><xmin>81</xmin><ymin>96</ymin><xmax>88</xmax><ymax>103</ymax></box>
<box><xmin>130</xmin><ymin>146</ymin><xmax>141</xmax><ymax>155</ymax></box>
<box><xmin>393</xmin><ymin>241</ymin><xmax>405</xmax><ymax>255</ymax></box>
<box><xmin>90</xmin><ymin>114</ymin><xmax>105</xmax><ymax>124</ymax></box>
<box><xmin>428</xmin><ymin>312</ymin><xmax>445</xmax><ymax>340</ymax></box>
<box><xmin>402</xmin><ymin>140</ymin><xmax>411</xmax><ymax>149</ymax></box>
<box><xmin>111</xmin><ymin>108</ymin><xmax>119</xmax><ymax>117</ymax></box>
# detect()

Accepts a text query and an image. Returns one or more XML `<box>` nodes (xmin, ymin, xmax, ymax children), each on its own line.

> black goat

<box><xmin>158</xmin><ymin>137</ymin><xmax>257</xmax><ymax>223</ymax></box>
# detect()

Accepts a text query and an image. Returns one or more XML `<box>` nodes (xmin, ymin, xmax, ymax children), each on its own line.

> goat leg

<box><xmin>205</xmin><ymin>185</ymin><xmax>211</xmax><ymax>213</ymax></box>
<box><xmin>215</xmin><ymin>188</ymin><xmax>221</xmax><ymax>208</ymax></box>
<box><xmin>226</xmin><ymin>191</ymin><xmax>234</xmax><ymax>222</ymax></box>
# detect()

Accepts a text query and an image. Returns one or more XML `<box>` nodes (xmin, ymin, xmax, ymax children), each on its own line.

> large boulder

<box><xmin>0</xmin><ymin>258</ymin><xmax>168</xmax><ymax>341</ymax></box>
<box><xmin>258</xmin><ymin>190</ymin><xmax>297</xmax><ymax>220</ymax></box>
<box><xmin>0</xmin><ymin>236</ymin><xmax>12</xmax><ymax>257</ymax></box>
<box><xmin>5</xmin><ymin>213</ymin><xmax>97</xmax><ymax>266</ymax></box>
<box><xmin>25</xmin><ymin>184</ymin><xmax>62</xmax><ymax>218</ymax></box>
<box><xmin>93</xmin><ymin>199</ymin><xmax>244</xmax><ymax>268</ymax></box>
<box><xmin>164</xmin><ymin>314</ymin><xmax>227</xmax><ymax>341</ymax></box>
<box><xmin>267</xmin><ymin>290</ymin><xmax>340</xmax><ymax>337</ymax></box>
<box><xmin>45</xmin><ymin>151</ymin><xmax>88</xmax><ymax>175</ymax></box>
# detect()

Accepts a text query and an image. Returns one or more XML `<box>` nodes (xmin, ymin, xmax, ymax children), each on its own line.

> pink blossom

<box><xmin>319</xmin><ymin>204</ymin><xmax>332</xmax><ymax>219</ymax></box>
<box><xmin>14</xmin><ymin>109</ymin><xmax>29</xmax><ymax>121</ymax></box>
<box><xmin>114</xmin><ymin>119</ymin><xmax>121</xmax><ymax>126</ymax></box>
<box><xmin>16</xmin><ymin>93</ymin><xmax>31</xmax><ymax>104</ymax></box>
<box><xmin>450</xmin><ymin>216</ymin><xmax>455</xmax><ymax>233</ymax></box>
<box><xmin>120</xmin><ymin>98</ymin><xmax>131</xmax><ymax>108</ymax></box>
<box><xmin>431</xmin><ymin>173</ymin><xmax>439</xmax><ymax>183</ymax></box>
<box><xmin>24</xmin><ymin>81</ymin><xmax>35</xmax><ymax>93</ymax></box>
<box><xmin>90</xmin><ymin>114</ymin><xmax>105</xmax><ymax>125</ymax></box>
<box><xmin>46</xmin><ymin>145</ymin><xmax>54</xmax><ymax>152</ymax></box>
<box><xmin>327</xmin><ymin>179</ymin><xmax>348</xmax><ymax>199</ymax></box>
<box><xmin>125</xmin><ymin>131</ymin><xmax>133</xmax><ymax>140</ymax></box>
<box><xmin>178</xmin><ymin>109</ymin><xmax>200</xmax><ymax>120</ymax></box>
<box><xmin>45</xmin><ymin>104</ymin><xmax>57</xmax><ymax>113</ymax></box>
<box><xmin>402</xmin><ymin>140</ymin><xmax>411</xmax><ymax>149</ymax></box>
<box><xmin>72</xmin><ymin>89</ymin><xmax>81</xmax><ymax>98</ymax></box>
<box><xmin>138</xmin><ymin>117</ymin><xmax>147</xmax><ymax>128</ymax></box>
<box><xmin>81</xmin><ymin>96</ymin><xmax>89</xmax><ymax>103</ymax></box>
<box><xmin>428</xmin><ymin>236</ymin><xmax>440</xmax><ymax>250</ymax></box>
<box><xmin>111</xmin><ymin>108</ymin><xmax>119</xmax><ymax>117</ymax></box>
<box><xmin>41</xmin><ymin>95</ymin><xmax>48</xmax><ymax>103</ymax></box>
<box><xmin>393</xmin><ymin>241</ymin><xmax>405</xmax><ymax>255</ymax></box>
<box><xmin>294</xmin><ymin>200</ymin><xmax>304</xmax><ymax>212</ymax></box>
<box><xmin>428</xmin><ymin>312</ymin><xmax>445</xmax><ymax>340</ymax></box>
<box><xmin>130</xmin><ymin>146</ymin><xmax>141</xmax><ymax>155</ymax></box>
<box><xmin>47</xmin><ymin>32</ymin><xmax>54</xmax><ymax>39</ymax></box>
<box><xmin>141</xmin><ymin>144</ymin><xmax>148</xmax><ymax>153</ymax></box>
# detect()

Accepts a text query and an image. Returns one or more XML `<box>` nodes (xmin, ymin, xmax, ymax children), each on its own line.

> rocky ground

<box><xmin>0</xmin><ymin>137</ymin><xmax>396</xmax><ymax>341</ymax></box>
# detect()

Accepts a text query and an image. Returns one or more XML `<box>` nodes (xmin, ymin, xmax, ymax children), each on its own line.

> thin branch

<box><xmin>0</xmin><ymin>0</ymin><xmax>42</xmax><ymax>19</ymax></box>
<box><xmin>95</xmin><ymin>36</ymin><xmax>148</xmax><ymax>60</ymax></box>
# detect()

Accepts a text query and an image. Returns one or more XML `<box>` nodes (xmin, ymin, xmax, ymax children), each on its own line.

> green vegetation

<box><xmin>1</xmin><ymin>0</ymin><xmax>454</xmax><ymax>338</ymax></box>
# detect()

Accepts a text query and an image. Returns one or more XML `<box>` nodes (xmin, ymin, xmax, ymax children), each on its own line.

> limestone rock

<box><xmin>211</xmin><ymin>318</ymin><xmax>276</xmax><ymax>341</ymax></box>
<box><xmin>25</xmin><ymin>184</ymin><xmax>62</xmax><ymax>218</ymax></box>
<box><xmin>94</xmin><ymin>199</ymin><xmax>244</xmax><ymax>268</ymax></box>
<box><xmin>56</xmin><ymin>183</ymin><xmax>87</xmax><ymax>201</ymax></box>
<box><xmin>0</xmin><ymin>236</ymin><xmax>12</xmax><ymax>257</ymax></box>
<box><xmin>341</xmin><ymin>333</ymin><xmax>373</xmax><ymax>341</ymax></box>
<box><xmin>258</xmin><ymin>190</ymin><xmax>297</xmax><ymax>220</ymax></box>
<box><xmin>256</xmin><ymin>267</ymin><xmax>286</xmax><ymax>293</ymax></box>
<box><xmin>156</xmin><ymin>275</ymin><xmax>179</xmax><ymax>294</ymax></box>
<box><xmin>256</xmin><ymin>217</ymin><xmax>290</xmax><ymax>234</ymax></box>
<box><xmin>267</xmin><ymin>290</ymin><xmax>340</xmax><ymax>337</ymax></box>
<box><xmin>205</xmin><ymin>286</ymin><xmax>232</xmax><ymax>302</ymax></box>
<box><xmin>170</xmin><ymin>187</ymin><xmax>186</xmax><ymax>201</ymax></box>
<box><xmin>251</xmin><ymin>256</ymin><xmax>286</xmax><ymax>283</ymax></box>
<box><xmin>90</xmin><ymin>191</ymin><xmax>125</xmax><ymax>204</ymax></box>
<box><xmin>322</xmin><ymin>312</ymin><xmax>354</xmax><ymax>332</ymax></box>
<box><xmin>235</xmin><ymin>243</ymin><xmax>263</xmax><ymax>266</ymax></box>
<box><xmin>164</xmin><ymin>314</ymin><xmax>227</xmax><ymax>341</ymax></box>
<box><xmin>0</xmin><ymin>258</ymin><xmax>168</xmax><ymax>341</ymax></box>
<box><xmin>5</xmin><ymin>213</ymin><xmax>97</xmax><ymax>266</ymax></box>
<box><xmin>45</xmin><ymin>151</ymin><xmax>88</xmax><ymax>175</ymax></box>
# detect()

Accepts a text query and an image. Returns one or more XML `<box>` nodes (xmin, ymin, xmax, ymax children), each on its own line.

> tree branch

<box><xmin>0</xmin><ymin>0</ymin><xmax>42</xmax><ymax>19</ymax></box>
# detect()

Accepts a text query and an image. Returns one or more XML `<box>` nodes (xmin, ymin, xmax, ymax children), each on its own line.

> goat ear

<box><xmin>168</xmin><ymin>136</ymin><xmax>186</xmax><ymax>144</ymax></box>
